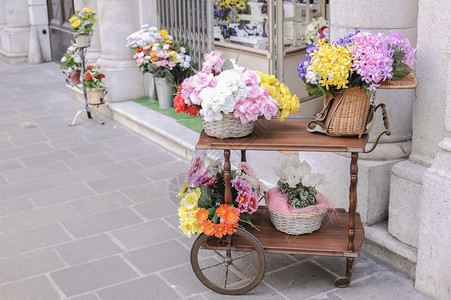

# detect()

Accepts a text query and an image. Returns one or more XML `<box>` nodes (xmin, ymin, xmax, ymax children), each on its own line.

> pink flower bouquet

<box><xmin>175</xmin><ymin>51</ymin><xmax>300</xmax><ymax>124</ymax></box>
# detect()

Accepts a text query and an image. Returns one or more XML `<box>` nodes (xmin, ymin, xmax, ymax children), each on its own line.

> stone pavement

<box><xmin>0</xmin><ymin>61</ymin><xmax>430</xmax><ymax>300</ymax></box>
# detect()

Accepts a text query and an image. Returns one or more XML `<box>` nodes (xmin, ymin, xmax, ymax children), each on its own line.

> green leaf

<box><xmin>391</xmin><ymin>62</ymin><xmax>413</xmax><ymax>81</ymax></box>
<box><xmin>198</xmin><ymin>186</ymin><xmax>212</xmax><ymax>209</ymax></box>
<box><xmin>222</xmin><ymin>59</ymin><xmax>234</xmax><ymax>71</ymax></box>
<box><xmin>210</xmin><ymin>209</ymin><xmax>219</xmax><ymax>224</ymax></box>
<box><xmin>239</xmin><ymin>214</ymin><xmax>259</xmax><ymax>231</ymax></box>
<box><xmin>306</xmin><ymin>83</ymin><xmax>325</xmax><ymax>97</ymax></box>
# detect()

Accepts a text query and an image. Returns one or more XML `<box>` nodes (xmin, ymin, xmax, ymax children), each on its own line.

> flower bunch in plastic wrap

<box><xmin>298</xmin><ymin>30</ymin><xmax>416</xmax><ymax>95</ymax></box>
<box><xmin>178</xmin><ymin>154</ymin><xmax>263</xmax><ymax>238</ymax></box>
<box><xmin>303</xmin><ymin>17</ymin><xmax>329</xmax><ymax>45</ymax></box>
<box><xmin>126</xmin><ymin>25</ymin><xmax>167</xmax><ymax>52</ymax></box>
<box><xmin>130</xmin><ymin>28</ymin><xmax>192</xmax><ymax>84</ymax></box>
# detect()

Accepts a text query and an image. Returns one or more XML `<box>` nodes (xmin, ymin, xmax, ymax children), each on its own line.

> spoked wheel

<box><xmin>190</xmin><ymin>227</ymin><xmax>266</xmax><ymax>295</ymax></box>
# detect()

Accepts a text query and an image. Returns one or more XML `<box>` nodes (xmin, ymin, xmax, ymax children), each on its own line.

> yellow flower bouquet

<box><xmin>69</xmin><ymin>7</ymin><xmax>97</xmax><ymax>34</ymax></box>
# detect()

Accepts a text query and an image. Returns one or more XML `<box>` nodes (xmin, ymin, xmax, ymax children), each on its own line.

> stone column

<box><xmin>0</xmin><ymin>0</ymin><xmax>6</xmax><ymax>50</ymax></box>
<box><xmin>0</xmin><ymin>0</ymin><xmax>30</xmax><ymax>64</ymax></box>
<box><xmin>27</xmin><ymin>0</ymin><xmax>51</xmax><ymax>63</ymax></box>
<box><xmin>413</xmin><ymin>1</ymin><xmax>451</xmax><ymax>299</ymax></box>
<box><xmin>95</xmin><ymin>0</ymin><xmax>144</xmax><ymax>102</ymax></box>
<box><xmin>302</xmin><ymin>0</ymin><xmax>419</xmax><ymax>225</ymax></box>
<box><xmin>388</xmin><ymin>0</ymin><xmax>448</xmax><ymax>250</ymax></box>
<box><xmin>74</xmin><ymin>0</ymin><xmax>100</xmax><ymax>63</ymax></box>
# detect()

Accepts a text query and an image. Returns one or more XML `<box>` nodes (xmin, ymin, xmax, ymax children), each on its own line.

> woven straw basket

<box><xmin>201</xmin><ymin>113</ymin><xmax>254</xmax><ymax>139</ymax></box>
<box><xmin>268</xmin><ymin>207</ymin><xmax>326</xmax><ymax>235</ymax></box>
<box><xmin>326</xmin><ymin>87</ymin><xmax>371</xmax><ymax>137</ymax></box>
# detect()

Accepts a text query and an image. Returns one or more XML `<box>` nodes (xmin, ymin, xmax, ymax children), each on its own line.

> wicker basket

<box><xmin>326</xmin><ymin>86</ymin><xmax>371</xmax><ymax>137</ymax></box>
<box><xmin>201</xmin><ymin>113</ymin><xmax>254</xmax><ymax>139</ymax></box>
<box><xmin>379</xmin><ymin>73</ymin><xmax>418</xmax><ymax>89</ymax></box>
<box><xmin>268</xmin><ymin>207</ymin><xmax>326</xmax><ymax>235</ymax></box>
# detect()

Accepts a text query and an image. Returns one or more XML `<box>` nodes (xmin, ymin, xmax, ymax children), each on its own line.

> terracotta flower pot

<box><xmin>69</xmin><ymin>70</ymin><xmax>81</xmax><ymax>84</ymax></box>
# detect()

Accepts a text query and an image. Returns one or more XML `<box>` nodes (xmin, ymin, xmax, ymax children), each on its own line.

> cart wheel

<box><xmin>190</xmin><ymin>227</ymin><xmax>266</xmax><ymax>295</ymax></box>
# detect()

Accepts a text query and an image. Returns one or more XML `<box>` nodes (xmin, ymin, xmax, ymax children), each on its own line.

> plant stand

<box><xmin>67</xmin><ymin>38</ymin><xmax>105</xmax><ymax>127</ymax></box>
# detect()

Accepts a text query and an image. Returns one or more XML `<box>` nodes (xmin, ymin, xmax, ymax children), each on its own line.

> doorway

<box><xmin>47</xmin><ymin>0</ymin><xmax>74</xmax><ymax>63</ymax></box>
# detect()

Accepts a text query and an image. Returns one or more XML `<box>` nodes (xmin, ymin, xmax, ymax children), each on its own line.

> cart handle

<box><xmin>363</xmin><ymin>103</ymin><xmax>391</xmax><ymax>154</ymax></box>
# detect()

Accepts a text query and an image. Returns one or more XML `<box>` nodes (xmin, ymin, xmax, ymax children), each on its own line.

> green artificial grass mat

<box><xmin>134</xmin><ymin>98</ymin><xmax>203</xmax><ymax>133</ymax></box>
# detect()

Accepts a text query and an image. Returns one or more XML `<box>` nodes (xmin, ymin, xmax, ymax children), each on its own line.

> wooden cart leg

<box><xmin>335</xmin><ymin>152</ymin><xmax>359</xmax><ymax>288</ymax></box>
<box><xmin>334</xmin><ymin>257</ymin><xmax>355</xmax><ymax>288</ymax></box>
<box><xmin>241</xmin><ymin>150</ymin><xmax>246</xmax><ymax>162</ymax></box>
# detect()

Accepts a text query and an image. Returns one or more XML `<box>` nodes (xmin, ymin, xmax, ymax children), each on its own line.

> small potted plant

<box><xmin>60</xmin><ymin>45</ymin><xmax>82</xmax><ymax>84</ymax></box>
<box><xmin>265</xmin><ymin>155</ymin><xmax>332</xmax><ymax>235</ymax></box>
<box><xmin>69</xmin><ymin>7</ymin><xmax>97</xmax><ymax>47</ymax></box>
<box><xmin>83</xmin><ymin>65</ymin><xmax>106</xmax><ymax>105</ymax></box>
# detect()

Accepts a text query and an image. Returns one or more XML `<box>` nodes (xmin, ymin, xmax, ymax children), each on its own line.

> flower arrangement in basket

<box><xmin>83</xmin><ymin>65</ymin><xmax>106</xmax><ymax>105</ymax></box>
<box><xmin>178</xmin><ymin>154</ymin><xmax>263</xmax><ymax>238</ymax></box>
<box><xmin>60</xmin><ymin>45</ymin><xmax>82</xmax><ymax>84</ymax></box>
<box><xmin>174</xmin><ymin>50</ymin><xmax>300</xmax><ymax>138</ymax></box>
<box><xmin>265</xmin><ymin>155</ymin><xmax>332</xmax><ymax>235</ymax></box>
<box><xmin>130</xmin><ymin>27</ymin><xmax>192</xmax><ymax>84</ymax></box>
<box><xmin>298</xmin><ymin>30</ymin><xmax>416</xmax><ymax>137</ymax></box>
<box><xmin>303</xmin><ymin>17</ymin><xmax>329</xmax><ymax>45</ymax></box>
<box><xmin>298</xmin><ymin>29</ymin><xmax>416</xmax><ymax>96</ymax></box>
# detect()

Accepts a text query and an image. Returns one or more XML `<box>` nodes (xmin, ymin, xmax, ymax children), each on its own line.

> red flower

<box><xmin>85</xmin><ymin>73</ymin><xmax>93</xmax><ymax>80</ymax></box>
<box><xmin>96</xmin><ymin>73</ymin><xmax>105</xmax><ymax>79</ymax></box>
<box><xmin>86</xmin><ymin>65</ymin><xmax>93</xmax><ymax>71</ymax></box>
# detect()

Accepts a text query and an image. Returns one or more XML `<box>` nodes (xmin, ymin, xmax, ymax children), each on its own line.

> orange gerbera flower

<box><xmin>216</xmin><ymin>204</ymin><xmax>229</xmax><ymax>219</ymax></box>
<box><xmin>213</xmin><ymin>223</ymin><xmax>226</xmax><ymax>238</ymax></box>
<box><xmin>224</xmin><ymin>223</ymin><xmax>237</xmax><ymax>235</ymax></box>
<box><xmin>223</xmin><ymin>207</ymin><xmax>240</xmax><ymax>225</ymax></box>
<box><xmin>195</xmin><ymin>208</ymin><xmax>209</xmax><ymax>224</ymax></box>
<box><xmin>202</xmin><ymin>220</ymin><xmax>215</xmax><ymax>236</ymax></box>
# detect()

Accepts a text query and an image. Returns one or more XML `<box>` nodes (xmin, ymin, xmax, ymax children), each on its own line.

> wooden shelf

<box><xmin>246</xmin><ymin>208</ymin><xmax>364</xmax><ymax>257</ymax></box>
<box><xmin>204</xmin><ymin>208</ymin><xmax>363</xmax><ymax>258</ymax></box>
<box><xmin>196</xmin><ymin>117</ymin><xmax>368</xmax><ymax>153</ymax></box>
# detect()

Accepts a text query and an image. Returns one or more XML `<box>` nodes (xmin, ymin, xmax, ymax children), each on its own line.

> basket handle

<box><xmin>363</xmin><ymin>103</ymin><xmax>391</xmax><ymax>154</ymax></box>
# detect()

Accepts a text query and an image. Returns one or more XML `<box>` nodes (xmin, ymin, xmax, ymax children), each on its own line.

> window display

<box><xmin>213</xmin><ymin>0</ymin><xmax>326</xmax><ymax>50</ymax></box>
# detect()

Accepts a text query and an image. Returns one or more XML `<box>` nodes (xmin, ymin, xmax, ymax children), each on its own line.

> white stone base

<box><xmin>415</xmin><ymin>138</ymin><xmax>451</xmax><ymax>300</ymax></box>
<box><xmin>1</xmin><ymin>27</ymin><xmax>30</xmax><ymax>54</ymax></box>
<box><xmin>388</xmin><ymin>160</ymin><xmax>427</xmax><ymax>248</ymax></box>
<box><xmin>364</xmin><ymin>221</ymin><xmax>418</xmax><ymax>278</ymax></box>
<box><xmin>100</xmin><ymin>67</ymin><xmax>145</xmax><ymax>103</ymax></box>
<box><xmin>300</xmin><ymin>152</ymin><xmax>401</xmax><ymax>225</ymax></box>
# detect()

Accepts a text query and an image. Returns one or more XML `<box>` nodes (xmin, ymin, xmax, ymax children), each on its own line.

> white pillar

<box><xmin>303</xmin><ymin>0</ymin><xmax>419</xmax><ymax>225</ymax></box>
<box><xmin>74</xmin><ymin>0</ymin><xmax>101</xmax><ymax>63</ymax></box>
<box><xmin>0</xmin><ymin>0</ymin><xmax>30</xmax><ymax>64</ymax></box>
<box><xmin>414</xmin><ymin>1</ymin><xmax>451</xmax><ymax>298</ymax></box>
<box><xmin>0</xmin><ymin>0</ymin><xmax>6</xmax><ymax>50</ymax></box>
<box><xmin>388</xmin><ymin>0</ymin><xmax>448</xmax><ymax>249</ymax></box>
<box><xmin>27</xmin><ymin>0</ymin><xmax>51</xmax><ymax>63</ymax></box>
<box><xmin>95</xmin><ymin>0</ymin><xmax>144</xmax><ymax>102</ymax></box>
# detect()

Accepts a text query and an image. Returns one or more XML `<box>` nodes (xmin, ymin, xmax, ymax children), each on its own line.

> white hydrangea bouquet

<box><xmin>303</xmin><ymin>17</ymin><xmax>329</xmax><ymax>45</ymax></box>
<box><xmin>265</xmin><ymin>155</ymin><xmax>332</xmax><ymax>235</ymax></box>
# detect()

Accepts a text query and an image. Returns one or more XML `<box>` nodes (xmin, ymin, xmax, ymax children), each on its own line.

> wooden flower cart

<box><xmin>190</xmin><ymin>75</ymin><xmax>417</xmax><ymax>295</ymax></box>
